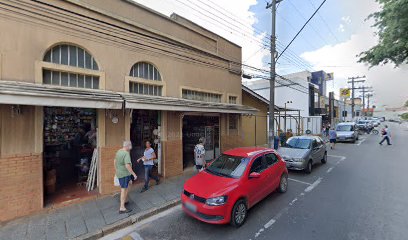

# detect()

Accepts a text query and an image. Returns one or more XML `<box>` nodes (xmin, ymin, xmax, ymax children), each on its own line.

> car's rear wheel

<box><xmin>278</xmin><ymin>174</ymin><xmax>288</xmax><ymax>193</ymax></box>
<box><xmin>305</xmin><ymin>160</ymin><xmax>312</xmax><ymax>174</ymax></box>
<box><xmin>230</xmin><ymin>199</ymin><xmax>247</xmax><ymax>228</ymax></box>
<box><xmin>321</xmin><ymin>152</ymin><xmax>327</xmax><ymax>164</ymax></box>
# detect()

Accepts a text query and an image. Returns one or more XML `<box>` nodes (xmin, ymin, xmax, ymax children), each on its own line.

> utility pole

<box><xmin>347</xmin><ymin>76</ymin><xmax>365</xmax><ymax>120</ymax></box>
<box><xmin>266</xmin><ymin>0</ymin><xmax>282</xmax><ymax>148</ymax></box>
<box><xmin>367</xmin><ymin>93</ymin><xmax>373</xmax><ymax>110</ymax></box>
<box><xmin>360</xmin><ymin>88</ymin><xmax>374</xmax><ymax>116</ymax></box>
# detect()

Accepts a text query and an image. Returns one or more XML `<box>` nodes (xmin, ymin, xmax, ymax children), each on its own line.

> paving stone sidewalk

<box><xmin>0</xmin><ymin>171</ymin><xmax>194</xmax><ymax>240</ymax></box>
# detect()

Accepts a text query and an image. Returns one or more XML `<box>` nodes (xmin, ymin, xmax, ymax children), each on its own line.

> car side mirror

<box><xmin>249</xmin><ymin>172</ymin><xmax>261</xmax><ymax>179</ymax></box>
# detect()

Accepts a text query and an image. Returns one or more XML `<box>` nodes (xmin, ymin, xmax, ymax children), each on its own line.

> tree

<box><xmin>358</xmin><ymin>0</ymin><xmax>408</xmax><ymax>67</ymax></box>
<box><xmin>401</xmin><ymin>112</ymin><xmax>408</xmax><ymax>120</ymax></box>
<box><xmin>405</xmin><ymin>100</ymin><xmax>408</xmax><ymax>107</ymax></box>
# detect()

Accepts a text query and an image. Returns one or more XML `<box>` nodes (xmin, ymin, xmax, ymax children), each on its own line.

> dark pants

<box><xmin>380</xmin><ymin>136</ymin><xmax>391</xmax><ymax>145</ymax></box>
<box><xmin>144</xmin><ymin>165</ymin><xmax>159</xmax><ymax>189</ymax></box>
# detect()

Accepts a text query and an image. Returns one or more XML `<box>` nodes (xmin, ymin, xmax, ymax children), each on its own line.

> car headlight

<box><xmin>292</xmin><ymin>158</ymin><xmax>304</xmax><ymax>162</ymax></box>
<box><xmin>206</xmin><ymin>196</ymin><xmax>228</xmax><ymax>206</ymax></box>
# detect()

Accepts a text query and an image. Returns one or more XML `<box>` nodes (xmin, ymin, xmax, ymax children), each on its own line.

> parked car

<box><xmin>277</xmin><ymin>136</ymin><xmax>327</xmax><ymax>174</ymax></box>
<box><xmin>356</xmin><ymin>120</ymin><xmax>373</xmax><ymax>133</ymax></box>
<box><xmin>336</xmin><ymin>122</ymin><xmax>359</xmax><ymax>143</ymax></box>
<box><xmin>181</xmin><ymin>147</ymin><xmax>288</xmax><ymax>227</ymax></box>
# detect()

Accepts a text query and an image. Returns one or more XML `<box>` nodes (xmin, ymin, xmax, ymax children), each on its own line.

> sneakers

<box><xmin>140</xmin><ymin>188</ymin><xmax>148</xmax><ymax>193</ymax></box>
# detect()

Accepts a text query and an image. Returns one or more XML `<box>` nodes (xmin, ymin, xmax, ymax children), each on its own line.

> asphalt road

<box><xmin>105</xmin><ymin>122</ymin><xmax>408</xmax><ymax>240</ymax></box>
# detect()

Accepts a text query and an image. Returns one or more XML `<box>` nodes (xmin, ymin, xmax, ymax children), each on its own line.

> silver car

<box><xmin>277</xmin><ymin>136</ymin><xmax>327</xmax><ymax>174</ymax></box>
<box><xmin>336</xmin><ymin>122</ymin><xmax>359</xmax><ymax>143</ymax></box>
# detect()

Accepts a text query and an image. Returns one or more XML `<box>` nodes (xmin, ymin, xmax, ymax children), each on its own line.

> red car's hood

<box><xmin>183</xmin><ymin>171</ymin><xmax>240</xmax><ymax>198</ymax></box>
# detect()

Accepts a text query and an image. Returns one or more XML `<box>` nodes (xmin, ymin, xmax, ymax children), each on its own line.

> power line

<box><xmin>277</xmin><ymin>0</ymin><xmax>327</xmax><ymax>61</ymax></box>
<box><xmin>306</xmin><ymin>0</ymin><xmax>340</xmax><ymax>43</ymax></box>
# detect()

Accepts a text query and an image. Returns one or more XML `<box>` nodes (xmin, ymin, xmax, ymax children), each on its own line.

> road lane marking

<box><xmin>288</xmin><ymin>178</ymin><xmax>312</xmax><ymax>185</ymax></box>
<box><xmin>357</xmin><ymin>138</ymin><xmax>366</xmax><ymax>146</ymax></box>
<box><xmin>304</xmin><ymin>177</ymin><xmax>322</xmax><ymax>193</ymax></box>
<box><xmin>327</xmin><ymin>167</ymin><xmax>334</xmax><ymax>173</ymax></box>
<box><xmin>289</xmin><ymin>198</ymin><xmax>298</xmax><ymax>206</ymax></box>
<box><xmin>328</xmin><ymin>155</ymin><xmax>346</xmax><ymax>158</ymax></box>
<box><xmin>264</xmin><ymin>219</ymin><xmax>276</xmax><ymax>229</ymax></box>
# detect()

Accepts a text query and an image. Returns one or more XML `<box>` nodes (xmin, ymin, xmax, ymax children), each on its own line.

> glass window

<box><xmin>229</xmin><ymin>114</ymin><xmax>238</xmax><ymax>130</ymax></box>
<box><xmin>78</xmin><ymin>74</ymin><xmax>85</xmax><ymax>88</ymax></box>
<box><xmin>85</xmin><ymin>52</ymin><xmax>92</xmax><ymax>69</ymax></box>
<box><xmin>286</xmin><ymin>138</ymin><xmax>312</xmax><ymax>149</ymax></box>
<box><xmin>250</xmin><ymin>156</ymin><xmax>267</xmax><ymax>173</ymax></box>
<box><xmin>77</xmin><ymin>48</ymin><xmax>85</xmax><ymax>68</ymax></box>
<box><xmin>85</xmin><ymin>75</ymin><xmax>92</xmax><ymax>89</ymax></box>
<box><xmin>69</xmin><ymin>73</ymin><xmax>77</xmax><ymax>87</ymax></box>
<box><xmin>60</xmin><ymin>72</ymin><xmax>69</xmax><ymax>86</ymax></box>
<box><xmin>265</xmin><ymin>153</ymin><xmax>278</xmax><ymax>166</ymax></box>
<box><xmin>69</xmin><ymin>45</ymin><xmax>77</xmax><ymax>67</ymax></box>
<box><xmin>51</xmin><ymin>46</ymin><xmax>60</xmax><ymax>64</ymax></box>
<box><xmin>60</xmin><ymin>45</ymin><xmax>68</xmax><ymax>65</ymax></box>
<box><xmin>182</xmin><ymin>89</ymin><xmax>222</xmax><ymax>103</ymax></box>
<box><xmin>206</xmin><ymin>154</ymin><xmax>250</xmax><ymax>178</ymax></box>
<box><xmin>130</xmin><ymin>62</ymin><xmax>161</xmax><ymax>81</ymax></box>
<box><xmin>51</xmin><ymin>71</ymin><xmax>60</xmax><ymax>85</ymax></box>
<box><xmin>92</xmin><ymin>76</ymin><xmax>99</xmax><ymax>89</ymax></box>
<box><xmin>229</xmin><ymin>96</ymin><xmax>237</xmax><ymax>104</ymax></box>
<box><xmin>43</xmin><ymin>70</ymin><xmax>52</xmax><ymax>84</ymax></box>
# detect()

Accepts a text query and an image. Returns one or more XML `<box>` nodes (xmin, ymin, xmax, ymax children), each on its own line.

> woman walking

<box><xmin>138</xmin><ymin>141</ymin><xmax>160</xmax><ymax>193</ymax></box>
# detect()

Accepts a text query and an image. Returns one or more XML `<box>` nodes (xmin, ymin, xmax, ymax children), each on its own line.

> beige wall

<box><xmin>0</xmin><ymin>0</ymin><xmax>242</xmax><ymax>99</ymax></box>
<box><xmin>241</xmin><ymin>91</ymin><xmax>268</xmax><ymax>147</ymax></box>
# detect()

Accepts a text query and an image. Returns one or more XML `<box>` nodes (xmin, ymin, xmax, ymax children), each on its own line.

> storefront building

<box><xmin>0</xmin><ymin>0</ymin><xmax>256</xmax><ymax>222</ymax></box>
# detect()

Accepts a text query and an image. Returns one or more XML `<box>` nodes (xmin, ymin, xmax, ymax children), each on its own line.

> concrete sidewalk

<box><xmin>0</xmin><ymin>170</ymin><xmax>194</xmax><ymax>240</ymax></box>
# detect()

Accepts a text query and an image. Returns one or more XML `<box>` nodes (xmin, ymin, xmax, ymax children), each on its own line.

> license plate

<box><xmin>340</xmin><ymin>137</ymin><xmax>346</xmax><ymax>140</ymax></box>
<box><xmin>185</xmin><ymin>201</ymin><xmax>197</xmax><ymax>213</ymax></box>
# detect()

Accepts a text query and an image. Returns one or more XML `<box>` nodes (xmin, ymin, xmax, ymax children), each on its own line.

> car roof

<box><xmin>337</xmin><ymin>122</ymin><xmax>355</xmax><ymax>125</ymax></box>
<box><xmin>223</xmin><ymin>147</ymin><xmax>273</xmax><ymax>158</ymax></box>
<box><xmin>288</xmin><ymin>135</ymin><xmax>319</xmax><ymax>140</ymax></box>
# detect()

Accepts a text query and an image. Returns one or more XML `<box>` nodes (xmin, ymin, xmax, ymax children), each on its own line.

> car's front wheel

<box><xmin>305</xmin><ymin>160</ymin><xmax>312</xmax><ymax>174</ymax></box>
<box><xmin>231</xmin><ymin>199</ymin><xmax>247</xmax><ymax>228</ymax></box>
<box><xmin>321</xmin><ymin>152</ymin><xmax>327</xmax><ymax>164</ymax></box>
<box><xmin>278</xmin><ymin>174</ymin><xmax>288</xmax><ymax>193</ymax></box>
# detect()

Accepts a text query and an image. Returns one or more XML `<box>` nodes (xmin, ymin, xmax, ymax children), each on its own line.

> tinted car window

<box><xmin>265</xmin><ymin>153</ymin><xmax>278</xmax><ymax>166</ymax></box>
<box><xmin>250</xmin><ymin>156</ymin><xmax>266</xmax><ymax>173</ymax></box>
<box><xmin>312</xmin><ymin>140</ymin><xmax>318</xmax><ymax>148</ymax></box>
<box><xmin>206</xmin><ymin>154</ymin><xmax>250</xmax><ymax>178</ymax></box>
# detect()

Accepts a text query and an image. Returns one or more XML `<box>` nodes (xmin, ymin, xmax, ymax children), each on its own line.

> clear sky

<box><xmin>132</xmin><ymin>0</ymin><xmax>407</xmax><ymax>108</ymax></box>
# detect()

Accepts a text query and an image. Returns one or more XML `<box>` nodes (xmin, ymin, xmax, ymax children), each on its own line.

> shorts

<box><xmin>195</xmin><ymin>165</ymin><xmax>203</xmax><ymax>170</ymax></box>
<box><xmin>329</xmin><ymin>139</ymin><xmax>336</xmax><ymax>143</ymax></box>
<box><xmin>118</xmin><ymin>175</ymin><xmax>133</xmax><ymax>189</ymax></box>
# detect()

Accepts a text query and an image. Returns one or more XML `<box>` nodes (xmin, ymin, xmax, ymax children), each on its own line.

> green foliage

<box><xmin>401</xmin><ymin>112</ymin><xmax>408</xmax><ymax>120</ymax></box>
<box><xmin>405</xmin><ymin>100</ymin><xmax>408</xmax><ymax>107</ymax></box>
<box><xmin>359</xmin><ymin>0</ymin><xmax>408</xmax><ymax>67</ymax></box>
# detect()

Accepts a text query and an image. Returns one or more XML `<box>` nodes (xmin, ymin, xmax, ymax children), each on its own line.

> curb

<box><xmin>73</xmin><ymin>199</ymin><xmax>181</xmax><ymax>240</ymax></box>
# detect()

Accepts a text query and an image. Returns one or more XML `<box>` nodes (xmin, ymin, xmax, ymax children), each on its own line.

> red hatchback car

<box><xmin>181</xmin><ymin>147</ymin><xmax>288</xmax><ymax>227</ymax></box>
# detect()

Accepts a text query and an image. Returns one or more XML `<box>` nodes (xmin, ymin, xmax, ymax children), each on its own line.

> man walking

<box><xmin>379</xmin><ymin>125</ymin><xmax>392</xmax><ymax>145</ymax></box>
<box><xmin>329</xmin><ymin>127</ymin><xmax>337</xmax><ymax>150</ymax></box>
<box><xmin>115</xmin><ymin>141</ymin><xmax>137</xmax><ymax>214</ymax></box>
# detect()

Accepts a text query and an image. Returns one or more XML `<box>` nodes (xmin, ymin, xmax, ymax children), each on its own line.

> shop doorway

<box><xmin>130</xmin><ymin>110</ymin><xmax>161</xmax><ymax>182</ymax></box>
<box><xmin>43</xmin><ymin>107</ymin><xmax>98</xmax><ymax>206</ymax></box>
<box><xmin>182</xmin><ymin>115</ymin><xmax>220</xmax><ymax>169</ymax></box>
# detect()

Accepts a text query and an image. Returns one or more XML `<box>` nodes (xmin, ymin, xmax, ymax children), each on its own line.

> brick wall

<box><xmin>99</xmin><ymin>146</ymin><xmax>120</xmax><ymax>195</ymax></box>
<box><xmin>0</xmin><ymin>153</ymin><xmax>42</xmax><ymax>222</ymax></box>
<box><xmin>163</xmin><ymin>140</ymin><xmax>183</xmax><ymax>177</ymax></box>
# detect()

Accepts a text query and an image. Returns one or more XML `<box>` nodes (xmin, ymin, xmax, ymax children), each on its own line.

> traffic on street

<box><xmin>104</xmin><ymin>122</ymin><xmax>407</xmax><ymax>240</ymax></box>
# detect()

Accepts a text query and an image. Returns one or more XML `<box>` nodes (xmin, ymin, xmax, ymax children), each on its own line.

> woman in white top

<box><xmin>194</xmin><ymin>137</ymin><xmax>206</xmax><ymax>172</ymax></box>
<box><xmin>138</xmin><ymin>141</ymin><xmax>160</xmax><ymax>192</ymax></box>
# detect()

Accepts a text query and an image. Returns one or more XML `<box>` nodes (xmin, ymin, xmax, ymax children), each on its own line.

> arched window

<box><xmin>130</xmin><ymin>62</ymin><xmax>161</xmax><ymax>81</ymax></box>
<box><xmin>43</xmin><ymin>44</ymin><xmax>99</xmax><ymax>70</ymax></box>
<box><xmin>42</xmin><ymin>44</ymin><xmax>100</xmax><ymax>89</ymax></box>
<box><xmin>129</xmin><ymin>62</ymin><xmax>163</xmax><ymax>96</ymax></box>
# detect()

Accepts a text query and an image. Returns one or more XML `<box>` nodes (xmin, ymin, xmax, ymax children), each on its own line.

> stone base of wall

<box><xmin>0</xmin><ymin>153</ymin><xmax>42</xmax><ymax>222</ymax></box>
<box><xmin>163</xmin><ymin>140</ymin><xmax>183</xmax><ymax>178</ymax></box>
<box><xmin>99</xmin><ymin>146</ymin><xmax>120</xmax><ymax>195</ymax></box>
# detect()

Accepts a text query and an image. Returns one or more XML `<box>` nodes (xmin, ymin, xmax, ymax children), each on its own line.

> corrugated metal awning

<box><xmin>0</xmin><ymin>81</ymin><xmax>123</xmax><ymax>109</ymax></box>
<box><xmin>122</xmin><ymin>93</ymin><xmax>258</xmax><ymax>114</ymax></box>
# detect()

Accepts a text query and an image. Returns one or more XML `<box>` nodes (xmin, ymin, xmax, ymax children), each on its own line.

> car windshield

<box><xmin>206</xmin><ymin>154</ymin><xmax>250</xmax><ymax>178</ymax></box>
<box><xmin>336</xmin><ymin>125</ymin><xmax>353</xmax><ymax>131</ymax></box>
<box><xmin>286</xmin><ymin>138</ymin><xmax>311</xmax><ymax>149</ymax></box>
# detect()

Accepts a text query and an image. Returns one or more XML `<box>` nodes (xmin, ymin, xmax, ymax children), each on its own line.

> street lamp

<box><xmin>284</xmin><ymin>101</ymin><xmax>293</xmax><ymax>132</ymax></box>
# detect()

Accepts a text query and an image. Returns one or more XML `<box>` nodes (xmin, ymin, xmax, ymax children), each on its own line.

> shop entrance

<box><xmin>130</xmin><ymin>110</ymin><xmax>161</xmax><ymax>182</ymax></box>
<box><xmin>182</xmin><ymin>115</ymin><xmax>220</xmax><ymax>169</ymax></box>
<box><xmin>43</xmin><ymin>107</ymin><xmax>98</xmax><ymax>206</ymax></box>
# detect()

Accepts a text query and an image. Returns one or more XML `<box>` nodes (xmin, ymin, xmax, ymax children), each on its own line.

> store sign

<box><xmin>340</xmin><ymin>88</ymin><xmax>351</xmax><ymax>98</ymax></box>
<box><xmin>326</xmin><ymin>72</ymin><xmax>334</xmax><ymax>80</ymax></box>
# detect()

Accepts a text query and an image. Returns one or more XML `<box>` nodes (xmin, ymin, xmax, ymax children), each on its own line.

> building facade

<box><xmin>0</xmin><ymin>0</ymin><xmax>257</xmax><ymax>222</ymax></box>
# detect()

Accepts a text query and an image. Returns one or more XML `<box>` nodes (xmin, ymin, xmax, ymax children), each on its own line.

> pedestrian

<box><xmin>329</xmin><ymin>127</ymin><xmax>337</xmax><ymax>149</ymax></box>
<box><xmin>325</xmin><ymin>124</ymin><xmax>331</xmax><ymax>137</ymax></box>
<box><xmin>379</xmin><ymin>125</ymin><xmax>392</xmax><ymax>145</ymax></box>
<box><xmin>279</xmin><ymin>129</ymin><xmax>287</xmax><ymax>147</ymax></box>
<box><xmin>286</xmin><ymin>129</ymin><xmax>293</xmax><ymax>140</ymax></box>
<box><xmin>194</xmin><ymin>137</ymin><xmax>206</xmax><ymax>172</ymax></box>
<box><xmin>114</xmin><ymin>141</ymin><xmax>137</xmax><ymax>214</ymax></box>
<box><xmin>138</xmin><ymin>140</ymin><xmax>160</xmax><ymax>193</ymax></box>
